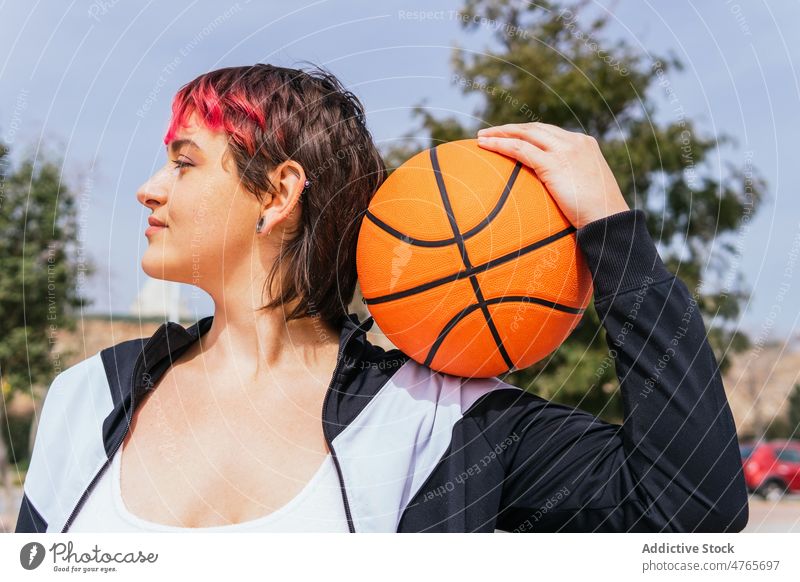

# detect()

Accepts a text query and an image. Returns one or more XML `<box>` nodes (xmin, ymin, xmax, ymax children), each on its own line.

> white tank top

<box><xmin>67</xmin><ymin>445</ymin><xmax>350</xmax><ymax>532</ymax></box>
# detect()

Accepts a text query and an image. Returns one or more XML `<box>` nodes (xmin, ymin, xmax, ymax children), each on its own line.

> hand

<box><xmin>476</xmin><ymin>122</ymin><xmax>630</xmax><ymax>229</ymax></box>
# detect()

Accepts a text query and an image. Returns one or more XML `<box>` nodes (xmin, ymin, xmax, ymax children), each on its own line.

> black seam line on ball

<box><xmin>363</xmin><ymin>161</ymin><xmax>522</xmax><ymax>247</ymax></box>
<box><xmin>422</xmin><ymin>296</ymin><xmax>586</xmax><ymax>368</ymax></box>
<box><xmin>429</xmin><ymin>146</ymin><xmax>514</xmax><ymax>371</ymax></box>
<box><xmin>363</xmin><ymin>225</ymin><xmax>577</xmax><ymax>305</ymax></box>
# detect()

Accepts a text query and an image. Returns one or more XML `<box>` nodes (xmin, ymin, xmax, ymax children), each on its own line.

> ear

<box><xmin>257</xmin><ymin>160</ymin><xmax>306</xmax><ymax>234</ymax></box>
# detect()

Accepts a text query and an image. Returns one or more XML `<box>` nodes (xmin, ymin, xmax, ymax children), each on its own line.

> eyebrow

<box><xmin>166</xmin><ymin>139</ymin><xmax>202</xmax><ymax>155</ymax></box>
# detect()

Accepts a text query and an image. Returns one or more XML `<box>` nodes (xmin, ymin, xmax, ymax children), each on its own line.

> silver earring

<box><xmin>256</xmin><ymin>216</ymin><xmax>266</xmax><ymax>233</ymax></box>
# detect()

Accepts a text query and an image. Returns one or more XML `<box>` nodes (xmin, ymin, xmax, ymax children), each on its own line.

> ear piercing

<box><xmin>256</xmin><ymin>179</ymin><xmax>312</xmax><ymax>233</ymax></box>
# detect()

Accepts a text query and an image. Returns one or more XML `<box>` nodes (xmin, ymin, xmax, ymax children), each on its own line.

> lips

<box><xmin>145</xmin><ymin>215</ymin><xmax>167</xmax><ymax>237</ymax></box>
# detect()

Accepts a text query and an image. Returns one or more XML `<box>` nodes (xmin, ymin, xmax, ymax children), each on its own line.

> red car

<box><xmin>740</xmin><ymin>440</ymin><xmax>800</xmax><ymax>500</ymax></box>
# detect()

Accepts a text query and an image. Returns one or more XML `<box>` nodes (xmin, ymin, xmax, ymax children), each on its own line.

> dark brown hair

<box><xmin>164</xmin><ymin>63</ymin><xmax>386</xmax><ymax>332</ymax></box>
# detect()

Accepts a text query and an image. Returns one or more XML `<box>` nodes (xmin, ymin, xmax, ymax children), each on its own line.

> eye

<box><xmin>171</xmin><ymin>158</ymin><xmax>193</xmax><ymax>170</ymax></box>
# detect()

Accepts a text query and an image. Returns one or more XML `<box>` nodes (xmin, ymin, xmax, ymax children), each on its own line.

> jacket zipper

<box><xmin>322</xmin><ymin>319</ymin><xmax>370</xmax><ymax>534</ymax></box>
<box><xmin>60</xmin><ymin>325</ymin><xmax>166</xmax><ymax>532</ymax></box>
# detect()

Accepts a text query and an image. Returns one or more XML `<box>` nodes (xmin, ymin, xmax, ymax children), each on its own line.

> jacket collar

<box><xmin>338</xmin><ymin>311</ymin><xmax>376</xmax><ymax>353</ymax></box>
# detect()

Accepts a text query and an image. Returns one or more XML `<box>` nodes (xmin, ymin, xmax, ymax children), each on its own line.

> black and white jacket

<box><xmin>15</xmin><ymin>209</ymin><xmax>749</xmax><ymax>533</ymax></box>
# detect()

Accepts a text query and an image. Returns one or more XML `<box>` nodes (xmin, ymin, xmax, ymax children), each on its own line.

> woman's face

<box><xmin>136</xmin><ymin>111</ymin><xmax>263</xmax><ymax>289</ymax></box>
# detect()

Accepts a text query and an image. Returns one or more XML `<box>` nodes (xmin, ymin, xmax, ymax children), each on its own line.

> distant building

<box><xmin>722</xmin><ymin>340</ymin><xmax>800</xmax><ymax>439</ymax></box>
<box><xmin>129</xmin><ymin>277</ymin><xmax>193</xmax><ymax>322</ymax></box>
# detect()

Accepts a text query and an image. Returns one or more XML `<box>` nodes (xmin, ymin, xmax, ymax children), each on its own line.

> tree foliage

<box><xmin>788</xmin><ymin>383</ymin><xmax>800</xmax><ymax>439</ymax></box>
<box><xmin>381</xmin><ymin>0</ymin><xmax>766</xmax><ymax>420</ymax></box>
<box><xmin>0</xmin><ymin>140</ymin><xmax>93</xmax><ymax>399</ymax></box>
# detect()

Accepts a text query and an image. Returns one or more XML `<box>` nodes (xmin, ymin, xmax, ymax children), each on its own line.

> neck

<box><xmin>186</xmin><ymin>277</ymin><xmax>342</xmax><ymax>384</ymax></box>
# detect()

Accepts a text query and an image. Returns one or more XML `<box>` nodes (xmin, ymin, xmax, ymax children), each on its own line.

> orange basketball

<box><xmin>356</xmin><ymin>138</ymin><xmax>593</xmax><ymax>378</ymax></box>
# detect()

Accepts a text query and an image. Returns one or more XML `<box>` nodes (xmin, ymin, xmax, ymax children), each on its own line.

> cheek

<box><xmin>186</xmin><ymin>188</ymin><xmax>254</xmax><ymax>254</ymax></box>
<box><xmin>171</xmin><ymin>178</ymin><xmax>223</xmax><ymax>236</ymax></box>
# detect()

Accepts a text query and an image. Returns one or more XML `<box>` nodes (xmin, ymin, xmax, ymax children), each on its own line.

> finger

<box><xmin>476</xmin><ymin>136</ymin><xmax>548</xmax><ymax>172</ymax></box>
<box><xmin>478</xmin><ymin>121</ymin><xmax>562</xmax><ymax>136</ymax></box>
<box><xmin>477</xmin><ymin>122</ymin><xmax>561</xmax><ymax>151</ymax></box>
<box><xmin>530</xmin><ymin>121</ymin><xmax>570</xmax><ymax>136</ymax></box>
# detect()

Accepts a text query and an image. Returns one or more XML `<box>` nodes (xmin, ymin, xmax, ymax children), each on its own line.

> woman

<box><xmin>16</xmin><ymin>63</ymin><xmax>748</xmax><ymax>533</ymax></box>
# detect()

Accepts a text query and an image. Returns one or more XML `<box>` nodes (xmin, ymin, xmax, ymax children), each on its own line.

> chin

<box><xmin>141</xmin><ymin>250</ymin><xmax>184</xmax><ymax>283</ymax></box>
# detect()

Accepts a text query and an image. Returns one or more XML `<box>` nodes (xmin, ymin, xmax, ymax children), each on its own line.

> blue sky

<box><xmin>1</xmin><ymin>0</ymin><xmax>798</xmax><ymax>342</ymax></box>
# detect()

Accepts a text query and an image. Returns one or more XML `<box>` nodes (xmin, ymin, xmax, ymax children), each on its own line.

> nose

<box><xmin>136</xmin><ymin>166</ymin><xmax>170</xmax><ymax>210</ymax></box>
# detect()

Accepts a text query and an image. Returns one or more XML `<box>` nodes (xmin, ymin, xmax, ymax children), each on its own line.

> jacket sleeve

<box><xmin>13</xmin><ymin>367</ymin><xmax>69</xmax><ymax>534</ymax></box>
<box><xmin>492</xmin><ymin>209</ymin><xmax>748</xmax><ymax>533</ymax></box>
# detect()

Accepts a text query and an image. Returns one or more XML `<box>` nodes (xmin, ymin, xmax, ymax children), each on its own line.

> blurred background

<box><xmin>1</xmin><ymin>0</ymin><xmax>799</xmax><ymax>532</ymax></box>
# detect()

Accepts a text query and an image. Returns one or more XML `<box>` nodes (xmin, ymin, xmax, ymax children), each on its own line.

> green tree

<box><xmin>381</xmin><ymin>0</ymin><xmax>765</xmax><ymax>421</ymax></box>
<box><xmin>788</xmin><ymin>383</ymin><xmax>800</xmax><ymax>439</ymax></box>
<box><xmin>0</xmin><ymin>138</ymin><xmax>94</xmax><ymax>462</ymax></box>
